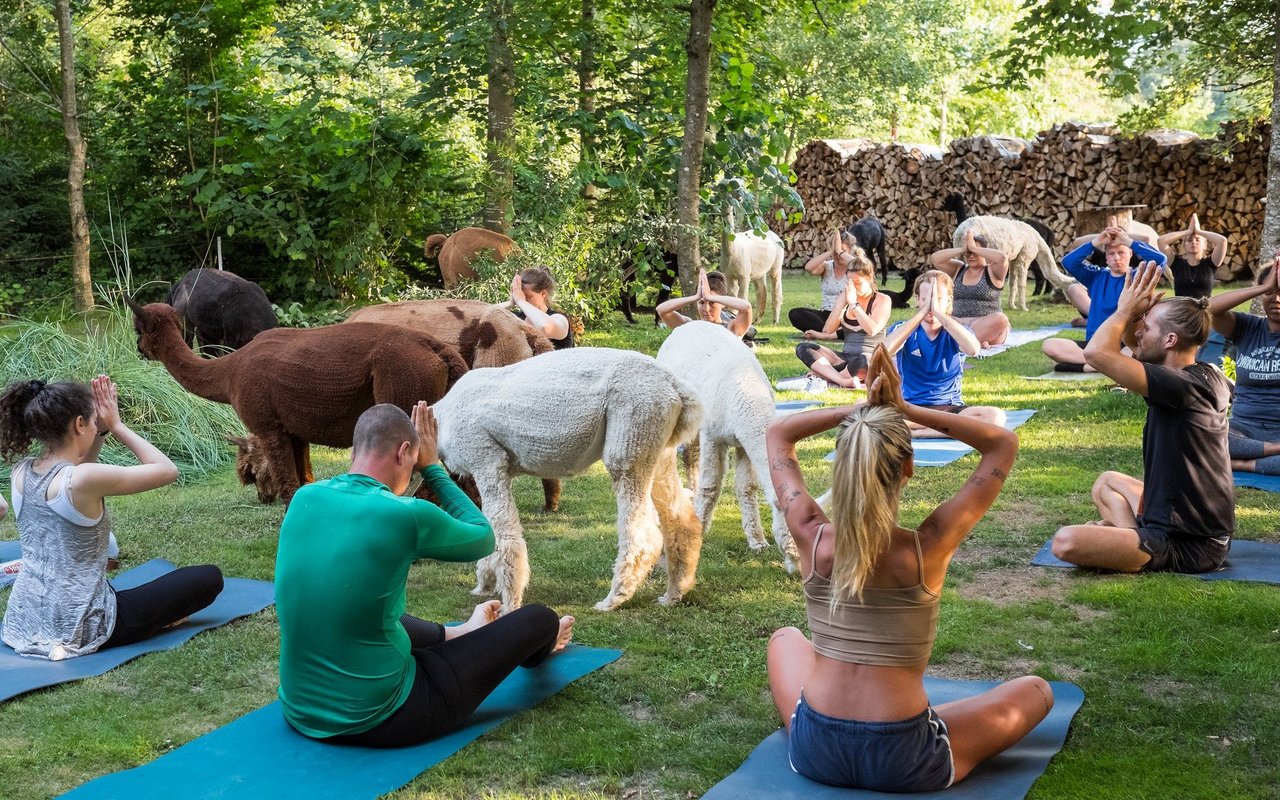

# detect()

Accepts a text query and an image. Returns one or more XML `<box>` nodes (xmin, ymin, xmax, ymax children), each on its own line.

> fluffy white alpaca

<box><xmin>432</xmin><ymin>348</ymin><xmax>704</xmax><ymax>611</ymax></box>
<box><xmin>725</xmin><ymin>229</ymin><xmax>785</xmax><ymax>324</ymax></box>
<box><xmin>656</xmin><ymin>322</ymin><xmax>798</xmax><ymax>572</ymax></box>
<box><xmin>953</xmin><ymin>216</ymin><xmax>1075</xmax><ymax>311</ymax></box>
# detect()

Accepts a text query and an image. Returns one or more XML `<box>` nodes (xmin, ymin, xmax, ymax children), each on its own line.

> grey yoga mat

<box><xmin>1031</xmin><ymin>538</ymin><xmax>1280</xmax><ymax>585</ymax></box>
<box><xmin>703</xmin><ymin>677</ymin><xmax>1084</xmax><ymax>800</ymax></box>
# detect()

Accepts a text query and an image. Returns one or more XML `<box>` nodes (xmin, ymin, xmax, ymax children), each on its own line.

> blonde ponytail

<box><xmin>828</xmin><ymin>404</ymin><xmax>913</xmax><ymax>605</ymax></box>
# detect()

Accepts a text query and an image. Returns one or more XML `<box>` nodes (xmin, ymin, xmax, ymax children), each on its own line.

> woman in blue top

<box><xmin>1209</xmin><ymin>256</ymin><xmax>1280</xmax><ymax>475</ymax></box>
<box><xmin>882</xmin><ymin>271</ymin><xmax>1005</xmax><ymax>438</ymax></box>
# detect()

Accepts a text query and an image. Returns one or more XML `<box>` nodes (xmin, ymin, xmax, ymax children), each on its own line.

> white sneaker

<box><xmin>801</xmin><ymin>375</ymin><xmax>830</xmax><ymax>394</ymax></box>
<box><xmin>775</xmin><ymin>376</ymin><xmax>812</xmax><ymax>391</ymax></box>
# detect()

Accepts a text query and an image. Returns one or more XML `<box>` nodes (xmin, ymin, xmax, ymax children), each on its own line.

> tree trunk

<box><xmin>578</xmin><ymin>0</ymin><xmax>597</xmax><ymax>205</ymax></box>
<box><xmin>56</xmin><ymin>0</ymin><xmax>93</xmax><ymax>312</ymax></box>
<box><xmin>484</xmin><ymin>0</ymin><xmax>515</xmax><ymax>235</ymax></box>
<box><xmin>939</xmin><ymin>87</ymin><xmax>948</xmax><ymax>147</ymax></box>
<box><xmin>1260</xmin><ymin>8</ymin><xmax>1280</xmax><ymax>274</ymax></box>
<box><xmin>676</xmin><ymin>0</ymin><xmax>715</xmax><ymax>294</ymax></box>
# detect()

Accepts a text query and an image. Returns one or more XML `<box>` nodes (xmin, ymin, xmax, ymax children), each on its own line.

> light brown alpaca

<box><xmin>346</xmin><ymin>299</ymin><xmax>562</xmax><ymax>510</ymax></box>
<box><xmin>424</xmin><ymin>227</ymin><xmax>520</xmax><ymax>288</ymax></box>
<box><xmin>126</xmin><ymin>299</ymin><xmax>468</xmax><ymax>504</ymax></box>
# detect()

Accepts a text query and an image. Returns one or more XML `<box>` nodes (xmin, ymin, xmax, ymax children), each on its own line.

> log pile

<box><xmin>776</xmin><ymin>122</ymin><xmax>1271</xmax><ymax>278</ymax></box>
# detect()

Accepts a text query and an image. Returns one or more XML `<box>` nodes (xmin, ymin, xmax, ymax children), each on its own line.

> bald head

<box><xmin>352</xmin><ymin>404</ymin><xmax>417</xmax><ymax>458</ymax></box>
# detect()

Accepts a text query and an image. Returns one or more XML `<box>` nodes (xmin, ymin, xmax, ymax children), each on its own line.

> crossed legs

<box><xmin>1051</xmin><ymin>471</ymin><xmax>1151</xmax><ymax>572</ymax></box>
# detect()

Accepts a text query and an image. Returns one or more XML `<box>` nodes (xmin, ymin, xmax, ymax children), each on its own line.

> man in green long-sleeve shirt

<box><xmin>276</xmin><ymin>402</ymin><xmax>574</xmax><ymax>747</ymax></box>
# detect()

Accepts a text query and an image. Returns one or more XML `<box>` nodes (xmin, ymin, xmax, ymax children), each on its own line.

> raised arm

<box><xmin>1189</xmin><ymin>215</ymin><xmax>1229</xmax><ymax>267</ymax></box>
<box><xmin>929</xmin><ymin>246</ymin><xmax>965</xmax><ymax>276</ymax></box>
<box><xmin>765</xmin><ymin>405</ymin><xmax>856</xmax><ymax>540</ymax></box>
<box><xmin>1083</xmin><ymin>262</ymin><xmax>1164</xmax><ymax>395</ymax></box>
<box><xmin>656</xmin><ymin>291</ymin><xmax>698</xmax><ymax>328</ymax></box>
<box><xmin>882</xmin><ymin>309</ymin><xmax>924</xmax><ymax>356</ymax></box>
<box><xmin>1156</xmin><ymin>227</ymin><xmax>1189</xmax><ymax>262</ymax></box>
<box><xmin>935</xmin><ymin>304</ymin><xmax>982</xmax><ymax>356</ymax></box>
<box><xmin>73</xmin><ymin>376</ymin><xmax>180</xmax><ymax>501</ymax></box>
<box><xmin>841</xmin><ymin>288</ymin><xmax>892</xmax><ymax>338</ymax></box>
<box><xmin>510</xmin><ymin>275</ymin><xmax>570</xmax><ymax>341</ymax></box>
<box><xmin>804</xmin><ymin>231</ymin><xmax>841</xmax><ymax>275</ymax></box>
<box><xmin>1210</xmin><ymin>255</ymin><xmax>1279</xmax><ymax>338</ymax></box>
<box><xmin>709</xmin><ymin>291</ymin><xmax>754</xmax><ymax>338</ymax></box>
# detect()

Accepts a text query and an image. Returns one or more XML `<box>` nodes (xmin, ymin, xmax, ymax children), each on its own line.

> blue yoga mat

<box><xmin>1031</xmin><ymin>538</ymin><xmax>1280</xmax><ymax>584</ymax></box>
<box><xmin>1234</xmin><ymin>471</ymin><xmax>1280</xmax><ymax>493</ymax></box>
<box><xmin>703</xmin><ymin>677</ymin><xmax>1084</xmax><ymax>800</ymax></box>
<box><xmin>776</xmin><ymin>400</ymin><xmax>823</xmax><ymax>415</ymax></box>
<box><xmin>0</xmin><ymin>559</ymin><xmax>273</xmax><ymax>702</ymax></box>
<box><xmin>62</xmin><ymin>644</ymin><xmax>622</xmax><ymax>800</ymax></box>
<box><xmin>0</xmin><ymin>539</ymin><xmax>18</xmax><ymax>588</ymax></box>
<box><xmin>825</xmin><ymin>410</ymin><xmax>1037</xmax><ymax>467</ymax></box>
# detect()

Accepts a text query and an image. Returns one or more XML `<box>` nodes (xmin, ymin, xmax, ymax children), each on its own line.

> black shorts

<box><xmin>919</xmin><ymin>404</ymin><xmax>966</xmax><ymax>414</ymax></box>
<box><xmin>1136</xmin><ymin>530</ymin><xmax>1230</xmax><ymax>573</ymax></box>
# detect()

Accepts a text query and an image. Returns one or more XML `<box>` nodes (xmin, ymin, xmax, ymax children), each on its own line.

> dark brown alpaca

<box><xmin>346</xmin><ymin>299</ymin><xmax>562</xmax><ymax>511</ymax></box>
<box><xmin>127</xmin><ymin>299</ymin><xmax>468</xmax><ymax>504</ymax></box>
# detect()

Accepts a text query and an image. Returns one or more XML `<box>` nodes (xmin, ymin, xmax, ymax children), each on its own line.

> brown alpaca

<box><xmin>126</xmin><ymin>299</ymin><xmax>468</xmax><ymax>504</ymax></box>
<box><xmin>347</xmin><ymin>298</ymin><xmax>561</xmax><ymax>510</ymax></box>
<box><xmin>423</xmin><ymin>227</ymin><xmax>520</xmax><ymax>288</ymax></box>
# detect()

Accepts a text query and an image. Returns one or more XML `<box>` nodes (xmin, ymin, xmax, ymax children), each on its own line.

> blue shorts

<box><xmin>788</xmin><ymin>696</ymin><xmax>955</xmax><ymax>792</ymax></box>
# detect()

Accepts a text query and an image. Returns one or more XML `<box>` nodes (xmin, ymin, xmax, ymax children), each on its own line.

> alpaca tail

<box><xmin>523</xmin><ymin>328</ymin><xmax>555</xmax><ymax>356</ymax></box>
<box><xmin>424</xmin><ymin>233</ymin><xmax>447</xmax><ymax>260</ymax></box>
<box><xmin>1034</xmin><ymin>235</ymin><xmax>1075</xmax><ymax>291</ymax></box>
<box><xmin>666</xmin><ymin>375</ymin><xmax>704</xmax><ymax>449</ymax></box>
<box><xmin>436</xmin><ymin>339</ymin><xmax>470</xmax><ymax>390</ymax></box>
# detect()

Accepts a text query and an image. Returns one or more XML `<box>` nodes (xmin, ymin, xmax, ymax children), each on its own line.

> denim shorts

<box><xmin>788</xmin><ymin>696</ymin><xmax>955</xmax><ymax>792</ymax></box>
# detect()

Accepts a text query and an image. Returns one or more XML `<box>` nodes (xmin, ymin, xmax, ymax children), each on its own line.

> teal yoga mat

<box><xmin>703</xmin><ymin>677</ymin><xmax>1084</xmax><ymax>800</ymax></box>
<box><xmin>775</xmin><ymin>400</ymin><xmax>824</xmax><ymax>415</ymax></box>
<box><xmin>824</xmin><ymin>409</ymin><xmax>1037</xmax><ymax>467</ymax></box>
<box><xmin>61</xmin><ymin>644</ymin><xmax>622</xmax><ymax>800</ymax></box>
<box><xmin>0</xmin><ymin>539</ymin><xmax>18</xmax><ymax>587</ymax></box>
<box><xmin>1031</xmin><ymin>538</ymin><xmax>1280</xmax><ymax>585</ymax></box>
<box><xmin>0</xmin><ymin>559</ymin><xmax>273</xmax><ymax>701</ymax></box>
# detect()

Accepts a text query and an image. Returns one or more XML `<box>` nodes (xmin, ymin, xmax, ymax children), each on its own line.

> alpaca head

<box><xmin>941</xmin><ymin>192</ymin><xmax>965</xmax><ymax>214</ymax></box>
<box><xmin>228</xmin><ymin>435</ymin><xmax>282</xmax><ymax>504</ymax></box>
<box><xmin>126</xmin><ymin>298</ymin><xmax>184</xmax><ymax>360</ymax></box>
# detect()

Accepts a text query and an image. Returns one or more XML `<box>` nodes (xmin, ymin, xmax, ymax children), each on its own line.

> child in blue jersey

<box><xmin>882</xmin><ymin>271</ymin><xmax>1006</xmax><ymax>438</ymax></box>
<box><xmin>1043</xmin><ymin>226</ymin><xmax>1166</xmax><ymax>371</ymax></box>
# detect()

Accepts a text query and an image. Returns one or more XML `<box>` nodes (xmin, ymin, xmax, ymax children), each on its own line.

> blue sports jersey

<box><xmin>892</xmin><ymin>321</ymin><xmax>963</xmax><ymax>406</ymax></box>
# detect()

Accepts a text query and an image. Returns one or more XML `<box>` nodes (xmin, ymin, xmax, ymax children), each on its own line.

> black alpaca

<box><xmin>618</xmin><ymin>249</ymin><xmax>678</xmax><ymax>325</ymax></box>
<box><xmin>941</xmin><ymin>193</ymin><xmax>1051</xmax><ymax>296</ymax></box>
<box><xmin>165</xmin><ymin>268</ymin><xmax>277</xmax><ymax>353</ymax></box>
<box><xmin>881</xmin><ymin>266</ymin><xmax>924</xmax><ymax>309</ymax></box>
<box><xmin>845</xmin><ymin>215</ymin><xmax>894</xmax><ymax>284</ymax></box>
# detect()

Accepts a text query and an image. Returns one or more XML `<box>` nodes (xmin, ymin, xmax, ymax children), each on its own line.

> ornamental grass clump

<box><xmin>0</xmin><ymin>304</ymin><xmax>244</xmax><ymax>484</ymax></box>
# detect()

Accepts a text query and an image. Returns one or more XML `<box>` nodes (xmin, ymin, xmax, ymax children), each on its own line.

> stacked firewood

<box><xmin>776</xmin><ymin>122</ymin><xmax>1271</xmax><ymax>278</ymax></box>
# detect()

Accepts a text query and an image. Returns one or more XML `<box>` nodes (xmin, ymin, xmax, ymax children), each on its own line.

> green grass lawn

<box><xmin>2</xmin><ymin>271</ymin><xmax>1278</xmax><ymax>799</ymax></box>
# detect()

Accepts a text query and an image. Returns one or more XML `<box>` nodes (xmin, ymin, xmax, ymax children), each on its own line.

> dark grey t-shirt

<box><xmin>1228</xmin><ymin>312</ymin><xmax>1280</xmax><ymax>423</ymax></box>
<box><xmin>1139</xmin><ymin>362</ymin><xmax>1234</xmax><ymax>539</ymax></box>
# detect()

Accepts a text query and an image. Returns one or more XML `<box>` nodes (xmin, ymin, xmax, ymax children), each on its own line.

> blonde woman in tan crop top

<box><xmin>762</xmin><ymin>347</ymin><xmax>1053</xmax><ymax>791</ymax></box>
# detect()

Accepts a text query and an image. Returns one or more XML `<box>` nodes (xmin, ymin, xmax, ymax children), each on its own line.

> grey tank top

<box><xmin>819</xmin><ymin>261</ymin><xmax>848</xmax><ymax>312</ymax></box>
<box><xmin>951</xmin><ymin>267</ymin><xmax>1003</xmax><ymax>318</ymax></box>
<box><xmin>1</xmin><ymin>459</ymin><xmax>117</xmax><ymax>659</ymax></box>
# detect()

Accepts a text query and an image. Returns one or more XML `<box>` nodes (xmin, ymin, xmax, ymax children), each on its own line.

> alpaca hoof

<box><xmin>470</xmin><ymin>585</ymin><xmax>492</xmax><ymax>597</ymax></box>
<box><xmin>656</xmin><ymin>591</ymin><xmax>683</xmax><ymax>606</ymax></box>
<box><xmin>593</xmin><ymin>599</ymin><xmax>618</xmax><ymax>612</ymax></box>
<box><xmin>747</xmin><ymin>539</ymin><xmax>769</xmax><ymax>551</ymax></box>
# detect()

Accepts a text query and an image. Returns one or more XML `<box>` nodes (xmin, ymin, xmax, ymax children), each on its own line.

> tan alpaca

<box><xmin>423</xmin><ymin>228</ymin><xmax>520</xmax><ymax>288</ymax></box>
<box><xmin>127</xmin><ymin>299</ymin><xmax>467</xmax><ymax>504</ymax></box>
<box><xmin>347</xmin><ymin>299</ymin><xmax>561</xmax><ymax>510</ymax></box>
<box><xmin>432</xmin><ymin>348</ymin><xmax>703</xmax><ymax>611</ymax></box>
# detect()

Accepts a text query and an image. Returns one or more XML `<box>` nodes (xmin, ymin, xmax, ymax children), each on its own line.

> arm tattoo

<box><xmin>990</xmin><ymin>467</ymin><xmax>1007</xmax><ymax>480</ymax></box>
<box><xmin>770</xmin><ymin>456</ymin><xmax>799</xmax><ymax>472</ymax></box>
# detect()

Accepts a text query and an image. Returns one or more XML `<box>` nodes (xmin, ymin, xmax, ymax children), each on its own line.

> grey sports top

<box><xmin>819</xmin><ymin>261</ymin><xmax>849</xmax><ymax>312</ymax></box>
<box><xmin>803</xmin><ymin>524</ymin><xmax>940</xmax><ymax>667</ymax></box>
<box><xmin>1</xmin><ymin>459</ymin><xmax>117</xmax><ymax>659</ymax></box>
<box><xmin>951</xmin><ymin>267</ymin><xmax>1003</xmax><ymax>318</ymax></box>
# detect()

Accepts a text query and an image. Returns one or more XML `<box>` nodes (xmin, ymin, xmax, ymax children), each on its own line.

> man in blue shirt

<box><xmin>1042</xmin><ymin>226</ymin><xmax>1166</xmax><ymax>372</ymax></box>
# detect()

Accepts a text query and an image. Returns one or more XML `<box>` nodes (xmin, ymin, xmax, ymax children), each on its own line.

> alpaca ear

<box><xmin>125</xmin><ymin>295</ymin><xmax>146</xmax><ymax>317</ymax></box>
<box><xmin>226</xmin><ymin>435</ymin><xmax>250</xmax><ymax>450</ymax></box>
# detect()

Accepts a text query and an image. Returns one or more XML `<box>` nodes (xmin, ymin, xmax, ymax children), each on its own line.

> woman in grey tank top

<box><xmin>789</xmin><ymin>231</ymin><xmax>854</xmax><ymax>334</ymax></box>
<box><xmin>929</xmin><ymin>230</ymin><xmax>1011</xmax><ymax>349</ymax></box>
<box><xmin>0</xmin><ymin>377</ymin><xmax>223</xmax><ymax>660</ymax></box>
<box><xmin>762</xmin><ymin>349</ymin><xmax>1052</xmax><ymax>791</ymax></box>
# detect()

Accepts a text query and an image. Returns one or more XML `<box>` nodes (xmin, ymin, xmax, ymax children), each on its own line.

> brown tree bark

<box><xmin>56</xmin><ymin>0</ymin><xmax>93</xmax><ymax>312</ymax></box>
<box><xmin>484</xmin><ymin>0</ymin><xmax>515</xmax><ymax>235</ymax></box>
<box><xmin>1259</xmin><ymin>7</ymin><xmax>1280</xmax><ymax>274</ymax></box>
<box><xmin>676</xmin><ymin>0</ymin><xmax>715</xmax><ymax>294</ymax></box>
<box><xmin>578</xmin><ymin>0</ymin><xmax>597</xmax><ymax>205</ymax></box>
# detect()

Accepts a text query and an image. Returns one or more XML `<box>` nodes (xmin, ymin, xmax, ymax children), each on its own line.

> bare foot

<box><xmin>553</xmin><ymin>615</ymin><xmax>575</xmax><ymax>654</ymax></box>
<box><xmin>449</xmin><ymin>600</ymin><xmax>502</xmax><ymax>639</ymax></box>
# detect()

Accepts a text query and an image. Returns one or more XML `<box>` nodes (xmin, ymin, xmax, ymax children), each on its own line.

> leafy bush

<box><xmin>0</xmin><ymin>305</ymin><xmax>245</xmax><ymax>485</ymax></box>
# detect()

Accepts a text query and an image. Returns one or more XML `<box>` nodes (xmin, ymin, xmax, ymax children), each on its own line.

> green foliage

<box><xmin>270</xmin><ymin>301</ymin><xmax>350</xmax><ymax>329</ymax></box>
<box><xmin>0</xmin><ymin>306</ymin><xmax>245</xmax><ymax>484</ymax></box>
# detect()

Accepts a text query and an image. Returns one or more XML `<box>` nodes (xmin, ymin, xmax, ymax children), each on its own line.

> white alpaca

<box><xmin>953</xmin><ymin>217</ymin><xmax>1075</xmax><ymax>311</ymax></box>
<box><xmin>656</xmin><ymin>322</ymin><xmax>798</xmax><ymax>572</ymax></box>
<box><xmin>725</xmin><ymin>229</ymin><xmax>785</xmax><ymax>324</ymax></box>
<box><xmin>432</xmin><ymin>348</ymin><xmax>704</xmax><ymax>612</ymax></box>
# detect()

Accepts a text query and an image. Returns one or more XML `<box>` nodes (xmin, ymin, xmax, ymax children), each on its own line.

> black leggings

<box><xmin>102</xmin><ymin>565</ymin><xmax>224</xmax><ymax>649</ymax></box>
<box><xmin>789</xmin><ymin>307</ymin><xmax>829</xmax><ymax>333</ymax></box>
<box><xmin>329</xmin><ymin>604</ymin><xmax>561</xmax><ymax>748</ymax></box>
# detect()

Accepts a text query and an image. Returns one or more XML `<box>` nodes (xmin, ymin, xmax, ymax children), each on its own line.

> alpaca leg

<box><xmin>652</xmin><ymin>446</ymin><xmax>703</xmax><ymax>606</ymax></box>
<box><xmin>469</xmin><ymin>465</ymin><xmax>529</xmax><ymax>611</ymax></box>
<box><xmin>754</xmin><ymin>276</ymin><xmax>767</xmax><ymax>321</ymax></box>
<box><xmin>291</xmin><ymin>438</ymin><xmax>314</xmax><ymax>486</ymax></box>
<box><xmin>695</xmin><ymin>438</ymin><xmax>729</xmax><ymax>535</ymax></box>
<box><xmin>771</xmin><ymin>266</ymin><xmax>783</xmax><ymax>324</ymax></box>
<box><xmin>596</xmin><ymin>466</ymin><xmax>664</xmax><ymax>611</ymax></box>
<box><xmin>682</xmin><ymin>434</ymin><xmax>701</xmax><ymax>495</ymax></box>
<box><xmin>1015</xmin><ymin>258</ymin><xmax>1030</xmax><ymax>311</ymax></box>
<box><xmin>541</xmin><ymin>479</ymin><xmax>561</xmax><ymax>513</ymax></box>
<box><xmin>734</xmin><ymin>446</ymin><xmax>769</xmax><ymax>551</ymax></box>
<box><xmin>259</xmin><ymin>432</ymin><xmax>302</xmax><ymax>504</ymax></box>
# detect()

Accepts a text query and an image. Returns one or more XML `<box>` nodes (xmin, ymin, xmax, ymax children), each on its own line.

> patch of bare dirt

<box><xmin>991</xmin><ymin>500</ymin><xmax>1053</xmax><ymax>533</ymax></box>
<box><xmin>932</xmin><ymin>652</ymin><xmax>1084</xmax><ymax>683</ymax></box>
<box><xmin>951</xmin><ymin>565</ymin><xmax>1066</xmax><ymax>606</ymax></box>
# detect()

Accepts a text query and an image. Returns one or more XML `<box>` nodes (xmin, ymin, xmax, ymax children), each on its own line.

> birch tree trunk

<box><xmin>676</xmin><ymin>0</ymin><xmax>715</xmax><ymax>294</ymax></box>
<box><xmin>56</xmin><ymin>0</ymin><xmax>93</xmax><ymax>311</ymax></box>
<box><xmin>484</xmin><ymin>0</ymin><xmax>515</xmax><ymax>235</ymax></box>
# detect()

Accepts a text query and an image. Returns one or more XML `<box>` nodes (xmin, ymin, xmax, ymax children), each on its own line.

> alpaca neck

<box><xmin>954</xmin><ymin>200</ymin><xmax>970</xmax><ymax>224</ymax></box>
<box><xmin>149</xmin><ymin>321</ymin><xmax>233</xmax><ymax>403</ymax></box>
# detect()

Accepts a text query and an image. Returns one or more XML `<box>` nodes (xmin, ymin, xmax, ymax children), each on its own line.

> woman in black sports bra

<box><xmin>791</xmin><ymin>252</ymin><xmax>891</xmax><ymax>389</ymax></box>
<box><xmin>1156</xmin><ymin>212</ymin><xmax>1227</xmax><ymax>300</ymax></box>
<box><xmin>763</xmin><ymin>347</ymin><xmax>1053</xmax><ymax>791</ymax></box>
